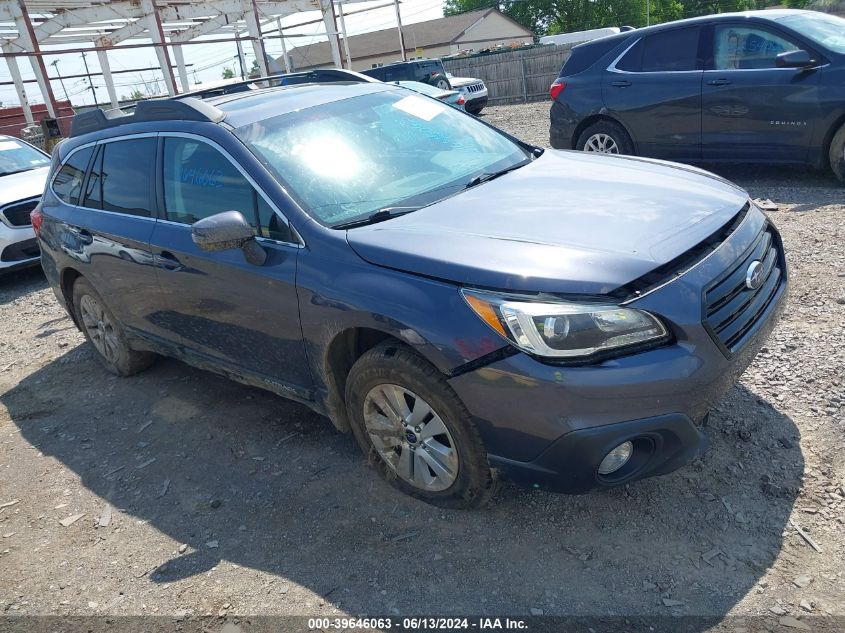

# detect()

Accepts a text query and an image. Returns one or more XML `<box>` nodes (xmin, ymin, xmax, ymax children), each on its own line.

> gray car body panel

<box><xmin>347</xmin><ymin>150</ymin><xmax>749</xmax><ymax>294</ymax></box>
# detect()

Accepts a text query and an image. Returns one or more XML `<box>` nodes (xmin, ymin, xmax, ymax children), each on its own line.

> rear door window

<box><xmin>52</xmin><ymin>146</ymin><xmax>94</xmax><ymax>205</ymax></box>
<box><xmin>162</xmin><ymin>136</ymin><xmax>291</xmax><ymax>242</ymax></box>
<box><xmin>617</xmin><ymin>27</ymin><xmax>701</xmax><ymax>72</ymax></box>
<box><xmin>713</xmin><ymin>25</ymin><xmax>800</xmax><ymax>70</ymax></box>
<box><xmin>82</xmin><ymin>138</ymin><xmax>156</xmax><ymax>216</ymax></box>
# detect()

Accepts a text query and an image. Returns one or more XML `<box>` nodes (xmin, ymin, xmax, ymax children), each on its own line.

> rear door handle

<box><xmin>155</xmin><ymin>250</ymin><xmax>183</xmax><ymax>271</ymax></box>
<box><xmin>611</xmin><ymin>80</ymin><xmax>632</xmax><ymax>88</ymax></box>
<box><xmin>706</xmin><ymin>78</ymin><xmax>732</xmax><ymax>86</ymax></box>
<box><xmin>65</xmin><ymin>226</ymin><xmax>92</xmax><ymax>244</ymax></box>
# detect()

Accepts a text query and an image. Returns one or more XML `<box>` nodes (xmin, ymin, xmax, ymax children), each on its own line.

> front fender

<box><xmin>296</xmin><ymin>246</ymin><xmax>510</xmax><ymax>403</ymax></box>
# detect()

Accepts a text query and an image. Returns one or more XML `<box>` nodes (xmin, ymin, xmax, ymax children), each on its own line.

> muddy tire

<box><xmin>345</xmin><ymin>341</ymin><xmax>496</xmax><ymax>508</ymax></box>
<box><xmin>576</xmin><ymin>120</ymin><xmax>634</xmax><ymax>155</ymax></box>
<box><xmin>72</xmin><ymin>277</ymin><xmax>155</xmax><ymax>377</ymax></box>
<box><xmin>829</xmin><ymin>124</ymin><xmax>845</xmax><ymax>184</ymax></box>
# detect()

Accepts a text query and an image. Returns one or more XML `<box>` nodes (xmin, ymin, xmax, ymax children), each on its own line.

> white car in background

<box><xmin>445</xmin><ymin>73</ymin><xmax>488</xmax><ymax>115</ymax></box>
<box><xmin>0</xmin><ymin>135</ymin><xmax>50</xmax><ymax>273</ymax></box>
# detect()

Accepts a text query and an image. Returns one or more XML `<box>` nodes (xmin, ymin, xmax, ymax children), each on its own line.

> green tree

<box><xmin>249</xmin><ymin>58</ymin><xmax>260</xmax><ymax>77</ymax></box>
<box><xmin>221</xmin><ymin>67</ymin><xmax>235</xmax><ymax>79</ymax></box>
<box><xmin>119</xmin><ymin>88</ymin><xmax>145</xmax><ymax>102</ymax></box>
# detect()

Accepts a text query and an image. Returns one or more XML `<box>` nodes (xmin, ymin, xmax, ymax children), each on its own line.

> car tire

<box><xmin>467</xmin><ymin>107</ymin><xmax>483</xmax><ymax>116</ymax></box>
<box><xmin>828</xmin><ymin>124</ymin><xmax>845</xmax><ymax>184</ymax></box>
<box><xmin>72</xmin><ymin>277</ymin><xmax>155</xmax><ymax>377</ymax></box>
<box><xmin>576</xmin><ymin>120</ymin><xmax>634</xmax><ymax>155</ymax></box>
<box><xmin>345</xmin><ymin>341</ymin><xmax>496</xmax><ymax>508</ymax></box>
<box><xmin>430</xmin><ymin>75</ymin><xmax>451</xmax><ymax>90</ymax></box>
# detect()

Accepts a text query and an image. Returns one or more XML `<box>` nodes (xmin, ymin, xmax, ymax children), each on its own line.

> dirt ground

<box><xmin>1</xmin><ymin>102</ymin><xmax>843</xmax><ymax>630</ymax></box>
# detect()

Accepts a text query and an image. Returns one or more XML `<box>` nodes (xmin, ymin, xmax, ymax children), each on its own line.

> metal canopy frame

<box><xmin>1</xmin><ymin>0</ymin><xmax>365</xmax><ymax>125</ymax></box>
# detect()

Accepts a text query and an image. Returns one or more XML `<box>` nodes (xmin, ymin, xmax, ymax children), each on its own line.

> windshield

<box><xmin>778</xmin><ymin>12</ymin><xmax>845</xmax><ymax>54</ymax></box>
<box><xmin>0</xmin><ymin>138</ymin><xmax>50</xmax><ymax>176</ymax></box>
<box><xmin>235</xmin><ymin>89</ymin><xmax>528</xmax><ymax>227</ymax></box>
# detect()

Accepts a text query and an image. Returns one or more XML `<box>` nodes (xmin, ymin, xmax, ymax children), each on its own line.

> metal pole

<box><xmin>14</xmin><ymin>0</ymin><xmax>58</xmax><ymax>117</ymax></box>
<box><xmin>141</xmin><ymin>0</ymin><xmax>177</xmax><ymax>95</ymax></box>
<box><xmin>393</xmin><ymin>0</ymin><xmax>407</xmax><ymax>62</ymax></box>
<box><xmin>320</xmin><ymin>0</ymin><xmax>343</xmax><ymax>68</ymax></box>
<box><xmin>172</xmin><ymin>44</ymin><xmax>191</xmax><ymax>92</ymax></box>
<box><xmin>336</xmin><ymin>2</ymin><xmax>353</xmax><ymax>69</ymax></box>
<box><xmin>96</xmin><ymin>49</ymin><xmax>120</xmax><ymax>109</ymax></box>
<box><xmin>276</xmin><ymin>17</ymin><xmax>292</xmax><ymax>73</ymax></box>
<box><xmin>235</xmin><ymin>39</ymin><xmax>247</xmax><ymax>78</ymax></box>
<box><xmin>4</xmin><ymin>53</ymin><xmax>34</xmax><ymax>124</ymax></box>
<box><xmin>50</xmin><ymin>60</ymin><xmax>70</xmax><ymax>103</ymax></box>
<box><xmin>647</xmin><ymin>0</ymin><xmax>650</xmax><ymax>26</ymax></box>
<box><xmin>247</xmin><ymin>0</ymin><xmax>270</xmax><ymax>77</ymax></box>
<box><xmin>81</xmin><ymin>52</ymin><xmax>98</xmax><ymax>106</ymax></box>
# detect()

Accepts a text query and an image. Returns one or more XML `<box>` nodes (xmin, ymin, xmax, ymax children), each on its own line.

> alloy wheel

<box><xmin>584</xmin><ymin>133</ymin><xmax>620</xmax><ymax>154</ymax></box>
<box><xmin>79</xmin><ymin>294</ymin><xmax>120</xmax><ymax>364</ymax></box>
<box><xmin>363</xmin><ymin>383</ymin><xmax>459</xmax><ymax>492</ymax></box>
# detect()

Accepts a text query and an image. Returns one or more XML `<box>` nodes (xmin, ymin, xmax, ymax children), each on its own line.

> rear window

<box><xmin>52</xmin><ymin>146</ymin><xmax>94</xmax><ymax>206</ymax></box>
<box><xmin>617</xmin><ymin>27</ymin><xmax>701</xmax><ymax>72</ymax></box>
<box><xmin>561</xmin><ymin>37</ymin><xmax>626</xmax><ymax>76</ymax></box>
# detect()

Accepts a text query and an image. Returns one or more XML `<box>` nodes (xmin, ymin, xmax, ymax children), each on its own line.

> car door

<box><xmin>603</xmin><ymin>26</ymin><xmax>704</xmax><ymax>161</ymax></box>
<box><xmin>147</xmin><ymin>133</ymin><xmax>312</xmax><ymax>396</ymax></box>
<box><xmin>47</xmin><ymin>136</ymin><xmax>164</xmax><ymax>336</ymax></box>
<box><xmin>701</xmin><ymin>22</ymin><xmax>821</xmax><ymax>162</ymax></box>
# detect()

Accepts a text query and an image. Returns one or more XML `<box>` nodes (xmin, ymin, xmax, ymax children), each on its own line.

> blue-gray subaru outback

<box><xmin>33</xmin><ymin>80</ymin><xmax>786</xmax><ymax>508</ymax></box>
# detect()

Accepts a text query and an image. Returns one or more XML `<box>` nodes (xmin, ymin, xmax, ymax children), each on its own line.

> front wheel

<box><xmin>576</xmin><ymin>120</ymin><xmax>633</xmax><ymax>155</ymax></box>
<box><xmin>345</xmin><ymin>342</ymin><xmax>495</xmax><ymax>508</ymax></box>
<box><xmin>828</xmin><ymin>124</ymin><xmax>845</xmax><ymax>184</ymax></box>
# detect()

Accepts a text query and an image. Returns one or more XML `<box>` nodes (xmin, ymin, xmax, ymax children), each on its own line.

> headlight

<box><xmin>462</xmin><ymin>289</ymin><xmax>669</xmax><ymax>359</ymax></box>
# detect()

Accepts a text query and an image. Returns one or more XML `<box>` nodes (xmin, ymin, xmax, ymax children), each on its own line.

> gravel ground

<box><xmin>1</xmin><ymin>103</ymin><xmax>844</xmax><ymax>630</ymax></box>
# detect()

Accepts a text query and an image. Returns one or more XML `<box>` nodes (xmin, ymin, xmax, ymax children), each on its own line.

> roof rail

<box><xmin>70</xmin><ymin>97</ymin><xmax>225</xmax><ymax>138</ymax></box>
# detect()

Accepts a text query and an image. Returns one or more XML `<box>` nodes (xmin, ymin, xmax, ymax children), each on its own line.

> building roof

<box><xmin>286</xmin><ymin>8</ymin><xmax>533</xmax><ymax>70</ymax></box>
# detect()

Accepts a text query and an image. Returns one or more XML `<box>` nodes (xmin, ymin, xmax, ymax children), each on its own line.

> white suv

<box><xmin>446</xmin><ymin>74</ymin><xmax>488</xmax><ymax>115</ymax></box>
<box><xmin>0</xmin><ymin>135</ymin><xmax>50</xmax><ymax>272</ymax></box>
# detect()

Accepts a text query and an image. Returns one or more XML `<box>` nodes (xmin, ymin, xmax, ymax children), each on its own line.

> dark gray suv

<box><xmin>34</xmin><ymin>81</ymin><xmax>787</xmax><ymax>508</ymax></box>
<box><xmin>550</xmin><ymin>10</ymin><xmax>845</xmax><ymax>183</ymax></box>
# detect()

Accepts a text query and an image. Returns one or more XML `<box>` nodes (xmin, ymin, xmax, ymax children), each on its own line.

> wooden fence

<box><xmin>442</xmin><ymin>45</ymin><xmax>575</xmax><ymax>106</ymax></box>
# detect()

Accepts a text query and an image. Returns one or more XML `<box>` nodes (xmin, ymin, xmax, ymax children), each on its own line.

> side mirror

<box><xmin>191</xmin><ymin>210</ymin><xmax>266</xmax><ymax>266</ymax></box>
<box><xmin>776</xmin><ymin>50</ymin><xmax>816</xmax><ymax>69</ymax></box>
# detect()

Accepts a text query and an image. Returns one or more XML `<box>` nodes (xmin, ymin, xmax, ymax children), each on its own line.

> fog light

<box><xmin>598</xmin><ymin>441</ymin><xmax>633</xmax><ymax>475</ymax></box>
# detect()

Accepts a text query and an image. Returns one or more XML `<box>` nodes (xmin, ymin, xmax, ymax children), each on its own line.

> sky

<box><xmin>0</xmin><ymin>0</ymin><xmax>445</xmax><ymax>108</ymax></box>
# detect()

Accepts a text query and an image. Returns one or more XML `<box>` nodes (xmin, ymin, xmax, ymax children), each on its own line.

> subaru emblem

<box><xmin>745</xmin><ymin>261</ymin><xmax>764</xmax><ymax>290</ymax></box>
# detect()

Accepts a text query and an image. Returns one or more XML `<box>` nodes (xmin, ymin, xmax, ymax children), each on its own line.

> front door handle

<box><xmin>155</xmin><ymin>251</ymin><xmax>183</xmax><ymax>271</ymax></box>
<box><xmin>611</xmin><ymin>80</ymin><xmax>632</xmax><ymax>88</ymax></box>
<box><xmin>706</xmin><ymin>78</ymin><xmax>732</xmax><ymax>86</ymax></box>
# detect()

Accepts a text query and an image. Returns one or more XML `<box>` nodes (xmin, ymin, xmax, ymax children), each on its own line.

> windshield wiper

<box><xmin>333</xmin><ymin>206</ymin><xmax>419</xmax><ymax>230</ymax></box>
<box><xmin>465</xmin><ymin>159</ymin><xmax>532</xmax><ymax>190</ymax></box>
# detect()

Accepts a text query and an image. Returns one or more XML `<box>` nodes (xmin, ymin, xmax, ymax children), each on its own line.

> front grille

<box><xmin>466</xmin><ymin>83</ymin><xmax>484</xmax><ymax>93</ymax></box>
<box><xmin>0</xmin><ymin>237</ymin><xmax>39</xmax><ymax>262</ymax></box>
<box><xmin>1</xmin><ymin>197</ymin><xmax>39</xmax><ymax>227</ymax></box>
<box><xmin>704</xmin><ymin>226</ymin><xmax>784</xmax><ymax>353</ymax></box>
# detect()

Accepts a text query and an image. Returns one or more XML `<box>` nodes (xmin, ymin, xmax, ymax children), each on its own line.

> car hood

<box><xmin>346</xmin><ymin>151</ymin><xmax>749</xmax><ymax>295</ymax></box>
<box><xmin>0</xmin><ymin>166</ymin><xmax>49</xmax><ymax>207</ymax></box>
<box><xmin>448</xmin><ymin>76</ymin><xmax>483</xmax><ymax>88</ymax></box>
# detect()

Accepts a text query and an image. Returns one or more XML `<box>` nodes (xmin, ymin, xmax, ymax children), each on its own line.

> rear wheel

<box><xmin>345</xmin><ymin>342</ymin><xmax>495</xmax><ymax>508</ymax></box>
<box><xmin>576</xmin><ymin>120</ymin><xmax>634</xmax><ymax>155</ymax></box>
<box><xmin>72</xmin><ymin>277</ymin><xmax>155</xmax><ymax>377</ymax></box>
<box><xmin>828</xmin><ymin>124</ymin><xmax>845</xmax><ymax>184</ymax></box>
